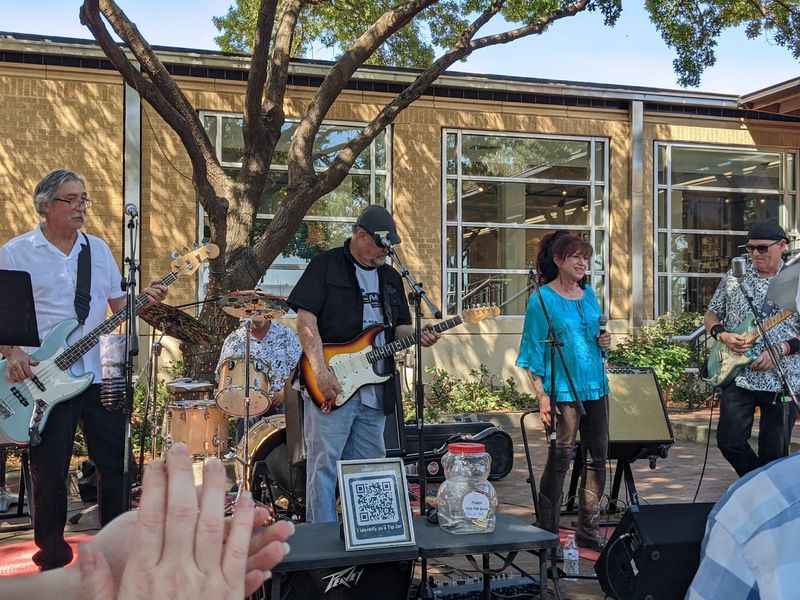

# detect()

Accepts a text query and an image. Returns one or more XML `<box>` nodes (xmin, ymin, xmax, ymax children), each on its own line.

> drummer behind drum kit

<box><xmin>145</xmin><ymin>290</ymin><xmax>291</xmax><ymax>500</ymax></box>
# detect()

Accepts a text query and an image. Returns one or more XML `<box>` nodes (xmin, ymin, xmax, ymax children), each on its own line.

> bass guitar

<box><xmin>300</xmin><ymin>306</ymin><xmax>499</xmax><ymax>412</ymax></box>
<box><xmin>705</xmin><ymin>308</ymin><xmax>795</xmax><ymax>388</ymax></box>
<box><xmin>0</xmin><ymin>244</ymin><xmax>219</xmax><ymax>445</ymax></box>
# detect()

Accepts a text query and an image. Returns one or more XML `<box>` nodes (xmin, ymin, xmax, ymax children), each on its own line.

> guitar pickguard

<box><xmin>328</xmin><ymin>346</ymin><xmax>391</xmax><ymax>407</ymax></box>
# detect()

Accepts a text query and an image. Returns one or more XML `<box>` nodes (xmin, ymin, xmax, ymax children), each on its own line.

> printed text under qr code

<box><xmin>353</xmin><ymin>477</ymin><xmax>400</xmax><ymax>526</ymax></box>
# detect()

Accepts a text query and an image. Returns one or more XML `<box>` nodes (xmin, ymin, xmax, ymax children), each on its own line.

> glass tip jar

<box><xmin>436</xmin><ymin>442</ymin><xmax>497</xmax><ymax>534</ymax></box>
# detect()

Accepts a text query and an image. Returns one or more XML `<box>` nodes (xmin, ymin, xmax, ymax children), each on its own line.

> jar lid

<box><xmin>448</xmin><ymin>442</ymin><xmax>486</xmax><ymax>454</ymax></box>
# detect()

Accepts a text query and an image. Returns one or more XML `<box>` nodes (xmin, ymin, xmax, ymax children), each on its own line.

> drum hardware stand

<box><xmin>385</xmin><ymin>243</ymin><xmax>441</xmax><ymax>517</ymax></box>
<box><xmin>121</xmin><ymin>206</ymin><xmax>140</xmax><ymax>511</ymax></box>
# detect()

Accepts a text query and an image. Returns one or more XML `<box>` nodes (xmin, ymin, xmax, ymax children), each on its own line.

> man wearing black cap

<box><xmin>704</xmin><ymin>221</ymin><xmax>800</xmax><ymax>477</ymax></box>
<box><xmin>288</xmin><ymin>205</ymin><xmax>441</xmax><ymax>522</ymax></box>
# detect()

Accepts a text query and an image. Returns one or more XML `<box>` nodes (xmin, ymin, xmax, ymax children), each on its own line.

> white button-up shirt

<box><xmin>0</xmin><ymin>226</ymin><xmax>124</xmax><ymax>382</ymax></box>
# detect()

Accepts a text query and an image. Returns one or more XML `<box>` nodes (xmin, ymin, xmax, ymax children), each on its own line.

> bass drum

<box><xmin>237</xmin><ymin>415</ymin><xmax>306</xmax><ymax>521</ymax></box>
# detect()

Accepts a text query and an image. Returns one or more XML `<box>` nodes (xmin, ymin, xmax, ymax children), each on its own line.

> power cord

<box><xmin>692</xmin><ymin>395</ymin><xmax>716</xmax><ymax>503</ymax></box>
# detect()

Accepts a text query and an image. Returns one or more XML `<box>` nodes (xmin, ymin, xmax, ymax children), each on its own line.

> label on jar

<box><xmin>462</xmin><ymin>491</ymin><xmax>490</xmax><ymax>519</ymax></box>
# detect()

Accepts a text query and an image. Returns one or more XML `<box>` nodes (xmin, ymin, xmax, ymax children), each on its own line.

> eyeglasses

<box><xmin>744</xmin><ymin>240</ymin><xmax>781</xmax><ymax>254</ymax></box>
<box><xmin>53</xmin><ymin>194</ymin><xmax>91</xmax><ymax>209</ymax></box>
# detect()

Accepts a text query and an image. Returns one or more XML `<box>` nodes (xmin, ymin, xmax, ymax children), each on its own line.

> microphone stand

<box><xmin>122</xmin><ymin>211</ymin><xmax>140</xmax><ymax>510</ymax></box>
<box><xmin>386</xmin><ymin>244</ymin><xmax>440</xmax><ymax>517</ymax></box>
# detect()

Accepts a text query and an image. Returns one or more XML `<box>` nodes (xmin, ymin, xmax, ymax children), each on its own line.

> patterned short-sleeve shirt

<box><xmin>708</xmin><ymin>260</ymin><xmax>800</xmax><ymax>392</ymax></box>
<box><xmin>216</xmin><ymin>321</ymin><xmax>302</xmax><ymax>394</ymax></box>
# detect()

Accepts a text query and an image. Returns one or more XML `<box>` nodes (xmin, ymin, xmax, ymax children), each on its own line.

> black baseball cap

<box><xmin>747</xmin><ymin>221</ymin><xmax>789</xmax><ymax>242</ymax></box>
<box><xmin>355</xmin><ymin>205</ymin><xmax>401</xmax><ymax>245</ymax></box>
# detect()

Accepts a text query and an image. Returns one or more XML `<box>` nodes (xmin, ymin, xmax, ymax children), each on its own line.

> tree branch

<box><xmin>241</xmin><ymin>0</ymin><xmax>280</xmax><ymax>188</ymax></box>
<box><xmin>81</xmin><ymin>0</ymin><xmax>227</xmax><ymax>224</ymax></box>
<box><xmin>314</xmin><ymin>1</ymin><xmax>507</xmax><ymax>194</ymax></box>
<box><xmin>289</xmin><ymin>0</ymin><xmax>439</xmax><ymax>180</ymax></box>
<box><xmin>91</xmin><ymin>0</ymin><xmax>219</xmax><ymax>171</ymax></box>
<box><xmin>470</xmin><ymin>0</ymin><xmax>589</xmax><ymax>50</ymax></box>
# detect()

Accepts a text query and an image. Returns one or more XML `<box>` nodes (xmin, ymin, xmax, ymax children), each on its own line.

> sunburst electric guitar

<box><xmin>300</xmin><ymin>306</ymin><xmax>500</xmax><ymax>412</ymax></box>
<box><xmin>705</xmin><ymin>309</ymin><xmax>795</xmax><ymax>389</ymax></box>
<box><xmin>0</xmin><ymin>244</ymin><xmax>219</xmax><ymax>445</ymax></box>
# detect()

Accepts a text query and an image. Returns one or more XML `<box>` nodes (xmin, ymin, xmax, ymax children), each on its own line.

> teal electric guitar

<box><xmin>0</xmin><ymin>244</ymin><xmax>218</xmax><ymax>446</ymax></box>
<box><xmin>705</xmin><ymin>309</ymin><xmax>794</xmax><ymax>388</ymax></box>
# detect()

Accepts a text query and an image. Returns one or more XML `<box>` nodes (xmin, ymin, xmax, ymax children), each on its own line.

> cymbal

<box><xmin>218</xmin><ymin>290</ymin><xmax>289</xmax><ymax>320</ymax></box>
<box><xmin>139</xmin><ymin>302</ymin><xmax>216</xmax><ymax>345</ymax></box>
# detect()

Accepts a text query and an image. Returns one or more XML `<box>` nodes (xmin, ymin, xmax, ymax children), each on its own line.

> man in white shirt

<box><xmin>0</xmin><ymin>169</ymin><xmax>166</xmax><ymax>570</ymax></box>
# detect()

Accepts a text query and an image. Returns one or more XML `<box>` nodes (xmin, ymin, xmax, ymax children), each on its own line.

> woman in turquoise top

<box><xmin>517</xmin><ymin>232</ymin><xmax>610</xmax><ymax>550</ymax></box>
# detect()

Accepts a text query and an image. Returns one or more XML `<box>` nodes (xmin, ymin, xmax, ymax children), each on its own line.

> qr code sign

<box><xmin>352</xmin><ymin>476</ymin><xmax>400</xmax><ymax>526</ymax></box>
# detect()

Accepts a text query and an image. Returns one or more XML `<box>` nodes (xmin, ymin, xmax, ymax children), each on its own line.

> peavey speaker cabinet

<box><xmin>595</xmin><ymin>503</ymin><xmax>714</xmax><ymax>600</ymax></box>
<box><xmin>279</xmin><ymin>560</ymin><xmax>414</xmax><ymax>600</ymax></box>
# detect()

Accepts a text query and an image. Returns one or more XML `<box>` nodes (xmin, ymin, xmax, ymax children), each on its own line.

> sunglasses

<box><xmin>743</xmin><ymin>240</ymin><xmax>782</xmax><ymax>254</ymax></box>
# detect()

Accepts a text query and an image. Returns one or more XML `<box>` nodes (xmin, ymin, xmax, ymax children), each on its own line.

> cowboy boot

<box><xmin>575</xmin><ymin>488</ymin><xmax>605</xmax><ymax>551</ymax></box>
<box><xmin>536</xmin><ymin>492</ymin><xmax>560</xmax><ymax>534</ymax></box>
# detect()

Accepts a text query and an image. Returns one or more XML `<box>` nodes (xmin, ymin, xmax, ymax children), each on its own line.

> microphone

<box><xmin>598</xmin><ymin>314</ymin><xmax>608</xmax><ymax>358</ymax></box>
<box><xmin>372</xmin><ymin>231</ymin><xmax>393</xmax><ymax>249</ymax></box>
<box><xmin>125</xmin><ymin>203</ymin><xmax>139</xmax><ymax>218</ymax></box>
<box><xmin>731</xmin><ymin>256</ymin><xmax>747</xmax><ymax>279</ymax></box>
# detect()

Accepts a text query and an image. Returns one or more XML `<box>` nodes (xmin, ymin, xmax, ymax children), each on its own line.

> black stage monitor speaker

<box><xmin>605</xmin><ymin>367</ymin><xmax>675</xmax><ymax>461</ymax></box>
<box><xmin>595</xmin><ymin>503</ymin><xmax>714</xmax><ymax>600</ymax></box>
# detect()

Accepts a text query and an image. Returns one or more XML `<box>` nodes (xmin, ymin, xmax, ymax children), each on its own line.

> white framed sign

<box><xmin>337</xmin><ymin>457</ymin><xmax>416</xmax><ymax>551</ymax></box>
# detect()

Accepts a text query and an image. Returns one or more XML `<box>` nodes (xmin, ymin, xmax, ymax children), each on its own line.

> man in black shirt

<box><xmin>288</xmin><ymin>205</ymin><xmax>440</xmax><ymax>523</ymax></box>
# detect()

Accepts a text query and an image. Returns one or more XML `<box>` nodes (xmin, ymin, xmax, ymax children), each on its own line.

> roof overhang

<box><xmin>0</xmin><ymin>31</ymin><xmax>742</xmax><ymax>110</ymax></box>
<box><xmin>740</xmin><ymin>76</ymin><xmax>800</xmax><ymax>116</ymax></box>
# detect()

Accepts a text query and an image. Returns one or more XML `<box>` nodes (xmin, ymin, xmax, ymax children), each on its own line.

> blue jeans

<box><xmin>303</xmin><ymin>395</ymin><xmax>386</xmax><ymax>523</ymax></box>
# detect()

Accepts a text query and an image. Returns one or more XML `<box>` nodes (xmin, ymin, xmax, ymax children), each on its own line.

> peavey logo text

<box><xmin>321</xmin><ymin>565</ymin><xmax>365</xmax><ymax>594</ymax></box>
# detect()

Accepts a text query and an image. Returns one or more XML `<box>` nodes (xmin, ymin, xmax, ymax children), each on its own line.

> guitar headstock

<box><xmin>170</xmin><ymin>244</ymin><xmax>220</xmax><ymax>276</ymax></box>
<box><xmin>462</xmin><ymin>304</ymin><xmax>501</xmax><ymax>324</ymax></box>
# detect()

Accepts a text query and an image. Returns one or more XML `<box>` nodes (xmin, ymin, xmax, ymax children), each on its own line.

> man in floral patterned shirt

<box><xmin>704</xmin><ymin>222</ymin><xmax>800</xmax><ymax>477</ymax></box>
<box><xmin>217</xmin><ymin>305</ymin><xmax>302</xmax><ymax>430</ymax></box>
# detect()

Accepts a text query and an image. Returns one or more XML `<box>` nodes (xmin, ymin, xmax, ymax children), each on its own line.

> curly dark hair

<box><xmin>536</xmin><ymin>231</ymin><xmax>594</xmax><ymax>287</ymax></box>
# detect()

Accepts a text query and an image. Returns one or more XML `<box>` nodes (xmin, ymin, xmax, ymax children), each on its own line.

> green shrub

<box><xmin>404</xmin><ymin>364</ymin><xmax>536</xmax><ymax>422</ymax></box>
<box><xmin>607</xmin><ymin>313</ymin><xmax>703</xmax><ymax>389</ymax></box>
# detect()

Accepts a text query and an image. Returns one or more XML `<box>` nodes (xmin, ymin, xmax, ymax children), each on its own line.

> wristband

<box><xmin>787</xmin><ymin>338</ymin><xmax>800</xmax><ymax>355</ymax></box>
<box><xmin>709</xmin><ymin>324</ymin><xmax>725</xmax><ymax>340</ymax></box>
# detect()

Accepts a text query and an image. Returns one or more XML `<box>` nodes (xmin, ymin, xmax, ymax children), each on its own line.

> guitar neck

<box><xmin>743</xmin><ymin>309</ymin><xmax>795</xmax><ymax>345</ymax></box>
<box><xmin>366</xmin><ymin>316</ymin><xmax>463</xmax><ymax>364</ymax></box>
<box><xmin>54</xmin><ymin>271</ymin><xmax>179</xmax><ymax>370</ymax></box>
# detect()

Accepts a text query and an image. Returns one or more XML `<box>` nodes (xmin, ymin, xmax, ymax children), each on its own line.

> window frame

<box><xmin>442</xmin><ymin>128</ymin><xmax>610</xmax><ymax>318</ymax></box>
<box><xmin>653</xmin><ymin>141</ymin><xmax>798</xmax><ymax>316</ymax></box>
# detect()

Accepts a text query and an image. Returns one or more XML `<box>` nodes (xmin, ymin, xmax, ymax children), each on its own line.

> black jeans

<box><xmin>717</xmin><ymin>384</ymin><xmax>796</xmax><ymax>477</ymax></box>
<box><xmin>29</xmin><ymin>384</ymin><xmax>126</xmax><ymax>566</ymax></box>
<box><xmin>538</xmin><ymin>398</ymin><xmax>608</xmax><ymax>539</ymax></box>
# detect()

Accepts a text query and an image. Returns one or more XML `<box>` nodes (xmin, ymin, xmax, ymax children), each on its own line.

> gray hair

<box><xmin>33</xmin><ymin>169</ymin><xmax>86</xmax><ymax>215</ymax></box>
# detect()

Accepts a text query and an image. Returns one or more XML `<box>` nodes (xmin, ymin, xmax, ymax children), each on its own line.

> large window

<box><xmin>443</xmin><ymin>130</ymin><xmax>609</xmax><ymax>316</ymax></box>
<box><xmin>200</xmin><ymin>113</ymin><xmax>391</xmax><ymax>297</ymax></box>
<box><xmin>654</xmin><ymin>143</ymin><xmax>797</xmax><ymax>315</ymax></box>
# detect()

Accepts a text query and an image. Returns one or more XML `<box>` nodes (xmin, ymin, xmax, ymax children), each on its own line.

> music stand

<box><xmin>0</xmin><ymin>270</ymin><xmax>40</xmax><ymax>532</ymax></box>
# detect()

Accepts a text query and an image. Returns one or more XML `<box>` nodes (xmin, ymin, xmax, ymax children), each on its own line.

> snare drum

<box><xmin>215</xmin><ymin>358</ymin><xmax>275</xmax><ymax>417</ymax></box>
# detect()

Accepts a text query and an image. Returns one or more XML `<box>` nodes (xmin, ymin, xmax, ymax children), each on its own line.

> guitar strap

<box><xmin>74</xmin><ymin>233</ymin><xmax>92</xmax><ymax>325</ymax></box>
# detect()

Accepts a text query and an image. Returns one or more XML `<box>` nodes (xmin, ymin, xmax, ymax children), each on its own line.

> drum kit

<box><xmin>140</xmin><ymin>290</ymin><xmax>292</xmax><ymax>504</ymax></box>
